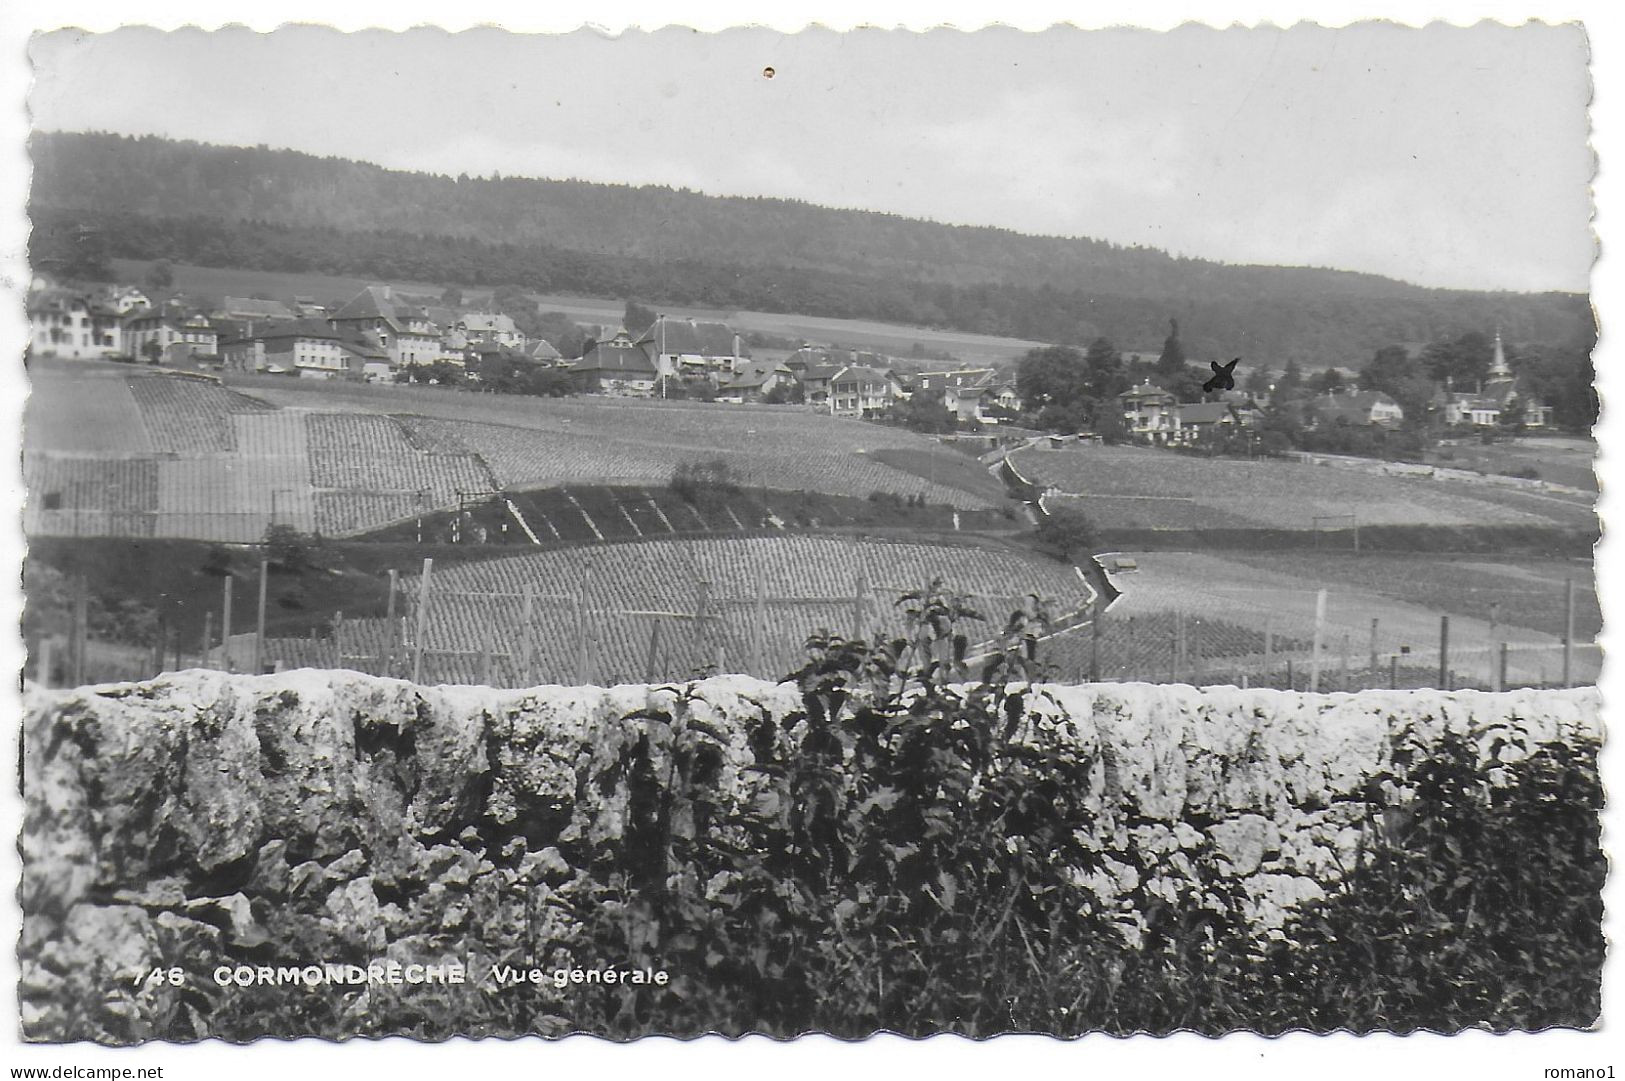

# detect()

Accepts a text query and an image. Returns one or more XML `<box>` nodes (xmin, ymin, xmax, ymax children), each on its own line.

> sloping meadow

<box><xmin>20</xmin><ymin>669</ymin><xmax>1602</xmax><ymax>1041</ymax></box>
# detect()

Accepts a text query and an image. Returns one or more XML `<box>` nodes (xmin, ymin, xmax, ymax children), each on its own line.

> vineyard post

<box><xmin>411</xmin><ymin>558</ymin><xmax>434</xmax><ymax>685</ymax></box>
<box><xmin>1339</xmin><ymin>632</ymin><xmax>1349</xmax><ymax>691</ymax></box>
<box><xmin>753</xmin><ymin>574</ymin><xmax>767</xmax><ymax>675</ymax></box>
<box><xmin>646</xmin><ymin>619</ymin><xmax>663</xmax><ymax>683</ymax></box>
<box><xmin>1176</xmin><ymin>607</ymin><xmax>1189</xmax><ymax>682</ymax></box>
<box><xmin>1168</xmin><ymin>625</ymin><xmax>1176</xmax><ymax>684</ymax></box>
<box><xmin>333</xmin><ymin>611</ymin><xmax>345</xmax><ymax>670</ymax></box>
<box><xmin>1368</xmin><ymin>618</ymin><xmax>1378</xmax><ymax>680</ymax></box>
<box><xmin>1389</xmin><ymin>654</ymin><xmax>1398</xmax><ymax>689</ymax></box>
<box><xmin>387</xmin><ymin>569</ymin><xmax>398</xmax><ymax>623</ymax></box>
<box><xmin>1264</xmin><ymin>619</ymin><xmax>1274</xmax><ymax>685</ymax></box>
<box><xmin>71</xmin><ymin>576</ymin><xmax>87</xmax><ymax>686</ymax></box>
<box><xmin>571</xmin><ymin>587</ymin><xmax>588</xmax><ymax>684</ymax></box>
<box><xmin>202</xmin><ymin>610</ymin><xmax>214</xmax><ymax>670</ymax></box>
<box><xmin>221</xmin><ymin>575</ymin><xmax>234</xmax><ymax>672</ymax></box>
<box><xmin>1191</xmin><ymin>628</ymin><xmax>1203</xmax><ymax>687</ymax></box>
<box><xmin>1088</xmin><ymin>590</ymin><xmax>1103</xmax><ymax>683</ymax></box>
<box><xmin>254</xmin><ymin>558</ymin><xmax>268</xmax><ymax>676</ymax></box>
<box><xmin>1286</xmin><ymin>657</ymin><xmax>1294</xmax><ymax>690</ymax></box>
<box><xmin>518</xmin><ymin>587</ymin><xmax>536</xmax><ymax>685</ymax></box>
<box><xmin>1487</xmin><ymin>601</ymin><xmax>1499</xmax><ymax>689</ymax></box>
<box><xmin>1438</xmin><ymin>615</ymin><xmax>1450</xmax><ymax>690</ymax></box>
<box><xmin>479</xmin><ymin>600</ymin><xmax>494</xmax><ymax>686</ymax></box>
<box><xmin>1499</xmin><ymin>642</ymin><xmax>1509</xmax><ymax>691</ymax></box>
<box><xmin>853</xmin><ymin>568</ymin><xmax>869</xmax><ymax>640</ymax></box>
<box><xmin>1563</xmin><ymin>577</ymin><xmax>1574</xmax><ymax>688</ymax></box>
<box><xmin>1309</xmin><ymin>589</ymin><xmax>1326</xmax><ymax>693</ymax></box>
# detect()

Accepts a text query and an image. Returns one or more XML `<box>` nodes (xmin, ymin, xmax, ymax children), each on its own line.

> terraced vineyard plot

<box><xmin>402</xmin><ymin>536</ymin><xmax>1089</xmax><ymax>683</ymax></box>
<box><xmin>1015</xmin><ymin>445</ymin><xmax>1591</xmax><ymax>530</ymax></box>
<box><xmin>314</xmin><ymin>492</ymin><xmax>429</xmax><ymax>536</ymax></box>
<box><xmin>128</xmin><ymin>375</ymin><xmax>272</xmax><ymax>454</ymax></box>
<box><xmin>23</xmin><ymin>456</ymin><xmax>158</xmax><ymax>536</ymax></box>
<box><xmin>24</xmin><ymin>369</ymin><xmax>153</xmax><ymax>455</ymax></box>
<box><xmin>306</xmin><ymin>414</ymin><xmax>492</xmax><ymax>498</ymax></box>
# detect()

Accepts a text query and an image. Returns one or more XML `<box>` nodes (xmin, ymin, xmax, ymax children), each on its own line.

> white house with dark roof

<box><xmin>719</xmin><ymin>360</ymin><xmax>794</xmax><ymax>404</ymax></box>
<box><xmin>220</xmin><ymin>318</ymin><xmax>353</xmax><ymax>379</ymax></box>
<box><xmin>458</xmin><ymin>311</ymin><xmax>526</xmax><ymax>350</ymax></box>
<box><xmin>122</xmin><ymin>308</ymin><xmax>218</xmax><ymax>364</ymax></box>
<box><xmin>1118</xmin><ymin>381</ymin><xmax>1180</xmax><ymax>444</ymax></box>
<box><xmin>827</xmin><ymin>365</ymin><xmax>895</xmax><ymax>417</ymax></box>
<box><xmin>327</xmin><ymin>285</ymin><xmax>441</xmax><ymax>370</ymax></box>
<box><xmin>27</xmin><ymin>289</ymin><xmax>124</xmax><ymax>360</ymax></box>
<box><xmin>1309</xmin><ymin>389</ymin><xmax>1405</xmax><ymax>429</ymax></box>
<box><xmin>636</xmin><ymin>315</ymin><xmax>747</xmax><ymax>377</ymax></box>
<box><xmin>571</xmin><ymin>330</ymin><xmax>659</xmax><ymax>396</ymax></box>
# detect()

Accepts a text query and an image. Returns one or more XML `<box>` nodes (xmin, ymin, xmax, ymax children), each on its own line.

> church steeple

<box><xmin>1488</xmin><ymin>326</ymin><xmax>1512</xmax><ymax>381</ymax></box>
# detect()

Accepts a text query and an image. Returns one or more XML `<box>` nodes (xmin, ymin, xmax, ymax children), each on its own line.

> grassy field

<box><xmin>1424</xmin><ymin>435</ymin><xmax>1598</xmax><ymax>492</ymax></box>
<box><xmin>1099</xmin><ymin>549</ymin><xmax>1599</xmax><ymax>687</ymax></box>
<box><xmin>112</xmin><ymin>258</ymin><xmax>1045</xmax><ymax>365</ymax></box>
<box><xmin>232</xmin><ymin>375</ymin><xmax>1004</xmax><ymax>509</ymax></box>
<box><xmin>1016</xmin><ymin>444</ymin><xmax>1596</xmax><ymax>531</ymax></box>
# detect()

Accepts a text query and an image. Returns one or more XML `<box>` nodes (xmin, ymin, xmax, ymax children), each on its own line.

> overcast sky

<box><xmin>27</xmin><ymin>22</ymin><xmax>1594</xmax><ymax>293</ymax></box>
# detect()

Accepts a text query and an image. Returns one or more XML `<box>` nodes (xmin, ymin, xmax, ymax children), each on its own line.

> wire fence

<box><xmin>30</xmin><ymin>568</ymin><xmax>1595</xmax><ymax>694</ymax></box>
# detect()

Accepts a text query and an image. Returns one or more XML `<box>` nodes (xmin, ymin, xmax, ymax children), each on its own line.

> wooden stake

<box><xmin>411</xmin><ymin>557</ymin><xmax>433</xmax><ymax>685</ymax></box>
<box><xmin>202</xmin><ymin>610</ymin><xmax>214</xmax><ymax>670</ymax></box>
<box><xmin>1309</xmin><ymin>589</ymin><xmax>1326</xmax><ymax>692</ymax></box>
<box><xmin>1563</xmin><ymin>577</ymin><xmax>1575</xmax><ymax>688</ymax></box>
<box><xmin>1499</xmin><ymin>642</ymin><xmax>1509</xmax><ymax>692</ymax></box>
<box><xmin>1368</xmin><ymin>618</ymin><xmax>1379</xmax><ymax>679</ymax></box>
<box><xmin>221</xmin><ymin>575</ymin><xmax>234</xmax><ymax>672</ymax></box>
<box><xmin>518</xmin><ymin>587</ymin><xmax>536</xmax><ymax>686</ymax></box>
<box><xmin>1089</xmin><ymin>591</ymin><xmax>1103</xmax><ymax>683</ymax></box>
<box><xmin>1438</xmin><ymin>615</ymin><xmax>1450</xmax><ymax>690</ymax></box>
<box><xmin>646</xmin><ymin>619</ymin><xmax>663</xmax><ymax>682</ymax></box>
<box><xmin>254</xmin><ymin>558</ymin><xmax>268</xmax><ymax>676</ymax></box>
<box><xmin>333</xmin><ymin>610</ymin><xmax>345</xmax><ymax>670</ymax></box>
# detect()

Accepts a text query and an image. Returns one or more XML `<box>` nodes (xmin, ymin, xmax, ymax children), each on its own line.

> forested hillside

<box><xmin>29</xmin><ymin>131</ymin><xmax>1591</xmax><ymax>364</ymax></box>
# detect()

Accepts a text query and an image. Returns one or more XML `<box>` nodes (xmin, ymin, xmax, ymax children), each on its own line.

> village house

<box><xmin>458</xmin><ymin>311</ymin><xmax>527</xmax><ymax>350</ymax></box>
<box><xmin>122</xmin><ymin>308</ymin><xmax>218</xmax><ymax>364</ymax></box>
<box><xmin>571</xmin><ymin>329</ymin><xmax>659</xmax><ymax>396</ymax></box>
<box><xmin>718</xmin><ymin>359</ymin><xmax>795</xmax><ymax>404</ymax></box>
<box><xmin>338</xmin><ymin>332</ymin><xmax>394</xmax><ymax>382</ymax></box>
<box><xmin>26</xmin><ymin>289</ymin><xmax>124</xmax><ymax>360</ymax></box>
<box><xmin>220</xmin><ymin>319</ymin><xmax>353</xmax><ymax>379</ymax></box>
<box><xmin>911</xmin><ymin>367</ymin><xmax>1022</xmax><ymax>422</ymax></box>
<box><xmin>524</xmin><ymin>339</ymin><xmax>564</xmax><ymax>366</ymax></box>
<box><xmin>1118</xmin><ymin>380</ymin><xmax>1180</xmax><ymax>444</ymax></box>
<box><xmin>827</xmin><ymin>365</ymin><xmax>896</xmax><ymax>417</ymax></box>
<box><xmin>636</xmin><ymin>316</ymin><xmax>748</xmax><ymax>378</ymax></box>
<box><xmin>327</xmin><ymin>285</ymin><xmax>442</xmax><ymax>370</ymax></box>
<box><xmin>1310</xmin><ymin>389</ymin><xmax>1405</xmax><ymax>429</ymax></box>
<box><xmin>1172</xmin><ymin>401</ymin><xmax>1243</xmax><ymax>444</ymax></box>
<box><xmin>108</xmin><ymin>286</ymin><xmax>152</xmax><ymax>314</ymax></box>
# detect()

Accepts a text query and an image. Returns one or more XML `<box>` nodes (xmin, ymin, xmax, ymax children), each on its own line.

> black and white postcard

<box><xmin>5</xmin><ymin>7</ymin><xmax>1613</xmax><ymax>1076</ymax></box>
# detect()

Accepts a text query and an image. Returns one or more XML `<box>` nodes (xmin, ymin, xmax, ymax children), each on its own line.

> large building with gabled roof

<box><xmin>327</xmin><ymin>285</ymin><xmax>441</xmax><ymax>370</ymax></box>
<box><xmin>635</xmin><ymin>315</ymin><xmax>747</xmax><ymax>377</ymax></box>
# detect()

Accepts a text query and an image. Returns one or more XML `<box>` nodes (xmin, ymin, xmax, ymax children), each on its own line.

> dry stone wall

<box><xmin>20</xmin><ymin>670</ymin><xmax>1600</xmax><ymax>1040</ymax></box>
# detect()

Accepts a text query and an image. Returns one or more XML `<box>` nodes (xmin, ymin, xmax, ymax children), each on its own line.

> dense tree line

<box><xmin>30</xmin><ymin>132</ymin><xmax>1590</xmax><ymax>366</ymax></box>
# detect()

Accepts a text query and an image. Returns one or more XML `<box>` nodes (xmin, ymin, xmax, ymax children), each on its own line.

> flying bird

<box><xmin>1203</xmin><ymin>357</ymin><xmax>1240</xmax><ymax>394</ymax></box>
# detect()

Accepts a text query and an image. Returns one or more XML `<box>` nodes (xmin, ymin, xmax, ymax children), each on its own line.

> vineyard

<box><xmin>380</xmin><ymin>535</ymin><xmax>1090</xmax><ymax>685</ymax></box>
<box><xmin>126</xmin><ymin>373</ymin><xmax>273</xmax><ymax>454</ymax></box>
<box><xmin>1014</xmin><ymin>445</ymin><xmax>1596</xmax><ymax>530</ymax></box>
